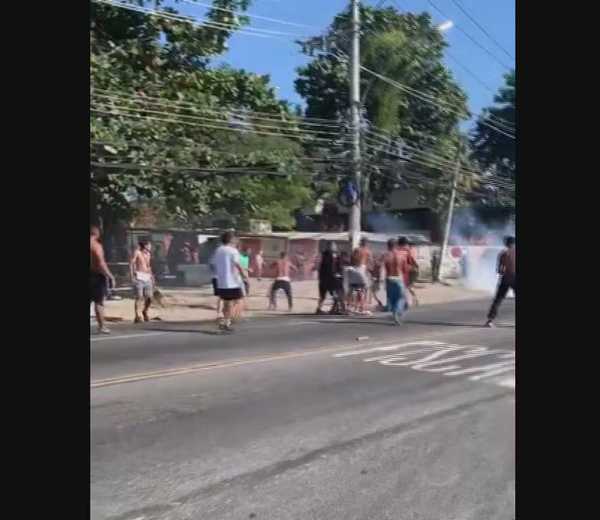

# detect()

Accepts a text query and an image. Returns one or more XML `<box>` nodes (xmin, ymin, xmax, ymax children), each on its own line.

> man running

<box><xmin>397</xmin><ymin>236</ymin><xmax>419</xmax><ymax>307</ymax></box>
<box><xmin>269</xmin><ymin>251</ymin><xmax>297</xmax><ymax>311</ymax></box>
<box><xmin>213</xmin><ymin>231</ymin><xmax>245</xmax><ymax>332</ymax></box>
<box><xmin>383</xmin><ymin>238</ymin><xmax>410</xmax><ymax>325</ymax></box>
<box><xmin>485</xmin><ymin>236</ymin><xmax>516</xmax><ymax>327</ymax></box>
<box><xmin>130</xmin><ymin>239</ymin><xmax>154</xmax><ymax>323</ymax></box>
<box><xmin>90</xmin><ymin>226</ymin><xmax>116</xmax><ymax>334</ymax></box>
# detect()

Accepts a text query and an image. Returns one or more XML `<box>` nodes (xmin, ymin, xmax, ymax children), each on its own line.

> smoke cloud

<box><xmin>451</xmin><ymin>208</ymin><xmax>515</xmax><ymax>295</ymax></box>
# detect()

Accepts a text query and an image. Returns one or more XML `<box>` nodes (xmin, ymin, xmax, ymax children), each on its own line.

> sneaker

<box><xmin>393</xmin><ymin>311</ymin><xmax>403</xmax><ymax>325</ymax></box>
<box><xmin>134</xmin><ymin>316</ymin><xmax>142</xmax><ymax>324</ymax></box>
<box><xmin>484</xmin><ymin>320</ymin><xmax>495</xmax><ymax>328</ymax></box>
<box><xmin>98</xmin><ymin>327</ymin><xmax>111</xmax><ymax>335</ymax></box>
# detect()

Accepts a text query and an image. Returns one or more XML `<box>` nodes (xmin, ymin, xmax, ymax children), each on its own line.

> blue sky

<box><xmin>171</xmin><ymin>0</ymin><xmax>515</xmax><ymax>129</ymax></box>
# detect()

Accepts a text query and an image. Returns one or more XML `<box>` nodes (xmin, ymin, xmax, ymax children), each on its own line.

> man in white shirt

<box><xmin>213</xmin><ymin>231</ymin><xmax>245</xmax><ymax>332</ymax></box>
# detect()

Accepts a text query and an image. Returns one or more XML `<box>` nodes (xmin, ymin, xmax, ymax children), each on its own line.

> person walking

<box><xmin>90</xmin><ymin>226</ymin><xmax>116</xmax><ymax>334</ymax></box>
<box><xmin>254</xmin><ymin>249</ymin><xmax>264</xmax><ymax>281</ymax></box>
<box><xmin>345</xmin><ymin>249</ymin><xmax>370</xmax><ymax>315</ymax></box>
<box><xmin>397</xmin><ymin>236</ymin><xmax>419</xmax><ymax>307</ymax></box>
<box><xmin>213</xmin><ymin>231</ymin><xmax>245</xmax><ymax>332</ymax></box>
<box><xmin>268</xmin><ymin>252</ymin><xmax>297</xmax><ymax>311</ymax></box>
<box><xmin>239</xmin><ymin>246</ymin><xmax>251</xmax><ymax>297</ymax></box>
<box><xmin>315</xmin><ymin>244</ymin><xmax>344</xmax><ymax>315</ymax></box>
<box><xmin>130</xmin><ymin>240</ymin><xmax>154</xmax><ymax>323</ymax></box>
<box><xmin>485</xmin><ymin>236</ymin><xmax>516</xmax><ymax>327</ymax></box>
<box><xmin>209</xmin><ymin>251</ymin><xmax>222</xmax><ymax>322</ymax></box>
<box><xmin>383</xmin><ymin>238</ymin><xmax>410</xmax><ymax>325</ymax></box>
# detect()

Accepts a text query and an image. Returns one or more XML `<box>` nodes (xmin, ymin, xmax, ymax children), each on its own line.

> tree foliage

<box><xmin>470</xmin><ymin>70</ymin><xmax>515</xmax><ymax>180</ymax></box>
<box><xmin>91</xmin><ymin>0</ymin><xmax>313</xmax><ymax>230</ymax></box>
<box><xmin>294</xmin><ymin>5</ymin><xmax>474</xmax><ymax>214</ymax></box>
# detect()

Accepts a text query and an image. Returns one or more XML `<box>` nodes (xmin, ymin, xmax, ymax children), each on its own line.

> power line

<box><xmin>91</xmin><ymin>161</ymin><xmax>291</xmax><ymax>177</ymax></box>
<box><xmin>422</xmin><ymin>0</ymin><xmax>512</xmax><ymax>70</ymax></box>
<box><xmin>357</xmin><ymin>62</ymin><xmax>515</xmax><ymax>139</ymax></box>
<box><xmin>447</xmin><ymin>0</ymin><xmax>514</xmax><ymax>60</ymax></box>
<box><xmin>91</xmin><ymin>90</ymin><xmax>345</xmax><ymax>129</ymax></box>
<box><xmin>336</xmin><ymin>8</ymin><xmax>516</xmax><ymax>131</ymax></box>
<box><xmin>361</xmin><ymin>136</ymin><xmax>515</xmax><ymax>189</ymax></box>
<box><xmin>91</xmin><ymin>98</ymin><xmax>348</xmax><ymax>138</ymax></box>
<box><xmin>90</xmin><ymin>140</ymin><xmax>356</xmax><ymax>165</ymax></box>
<box><xmin>91</xmin><ymin>87</ymin><xmax>344</xmax><ymax>125</ymax></box>
<box><xmin>91</xmin><ymin>107</ymin><xmax>352</xmax><ymax>144</ymax></box>
<box><xmin>181</xmin><ymin>0</ymin><xmax>320</xmax><ymax>31</ymax></box>
<box><xmin>92</xmin><ymin>0</ymin><xmax>301</xmax><ymax>40</ymax></box>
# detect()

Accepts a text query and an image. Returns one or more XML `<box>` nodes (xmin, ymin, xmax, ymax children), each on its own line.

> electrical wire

<box><xmin>91</xmin><ymin>107</ymin><xmax>352</xmax><ymax>144</ymax></box>
<box><xmin>422</xmin><ymin>0</ymin><xmax>512</xmax><ymax>70</ymax></box>
<box><xmin>447</xmin><ymin>0</ymin><xmax>514</xmax><ymax>60</ymax></box>
<box><xmin>92</xmin><ymin>0</ymin><xmax>302</xmax><ymax>40</ymax></box>
<box><xmin>91</xmin><ymin>98</ymin><xmax>348</xmax><ymax>138</ymax></box>
<box><xmin>91</xmin><ymin>91</ymin><xmax>345</xmax><ymax>129</ymax></box>
<box><xmin>181</xmin><ymin>0</ymin><xmax>321</xmax><ymax>31</ymax></box>
<box><xmin>91</xmin><ymin>87</ymin><xmax>344</xmax><ymax>125</ymax></box>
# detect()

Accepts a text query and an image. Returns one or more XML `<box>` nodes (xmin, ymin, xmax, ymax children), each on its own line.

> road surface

<box><xmin>91</xmin><ymin>298</ymin><xmax>515</xmax><ymax>520</ymax></box>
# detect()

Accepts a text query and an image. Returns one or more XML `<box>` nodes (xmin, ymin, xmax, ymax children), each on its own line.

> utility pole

<box><xmin>349</xmin><ymin>0</ymin><xmax>361</xmax><ymax>249</ymax></box>
<box><xmin>437</xmin><ymin>145</ymin><xmax>462</xmax><ymax>282</ymax></box>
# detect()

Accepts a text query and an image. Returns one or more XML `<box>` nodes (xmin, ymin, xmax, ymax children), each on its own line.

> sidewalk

<box><xmin>99</xmin><ymin>279</ymin><xmax>492</xmax><ymax>323</ymax></box>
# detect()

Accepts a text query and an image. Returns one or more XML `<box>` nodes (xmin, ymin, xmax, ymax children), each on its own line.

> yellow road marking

<box><xmin>90</xmin><ymin>343</ymin><xmax>376</xmax><ymax>389</ymax></box>
<box><xmin>91</xmin><ymin>326</ymin><xmax>505</xmax><ymax>389</ymax></box>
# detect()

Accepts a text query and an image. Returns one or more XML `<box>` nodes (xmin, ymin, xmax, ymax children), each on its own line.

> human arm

<box><xmin>497</xmin><ymin>251</ymin><xmax>507</xmax><ymax>275</ymax></box>
<box><xmin>94</xmin><ymin>243</ymin><xmax>116</xmax><ymax>286</ymax></box>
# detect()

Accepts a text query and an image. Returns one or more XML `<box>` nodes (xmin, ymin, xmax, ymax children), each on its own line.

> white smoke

<box><xmin>451</xmin><ymin>208</ymin><xmax>515</xmax><ymax>295</ymax></box>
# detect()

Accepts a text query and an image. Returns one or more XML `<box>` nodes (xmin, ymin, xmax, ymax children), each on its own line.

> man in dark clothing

<box><xmin>316</xmin><ymin>244</ymin><xmax>345</xmax><ymax>315</ymax></box>
<box><xmin>485</xmin><ymin>236</ymin><xmax>516</xmax><ymax>327</ymax></box>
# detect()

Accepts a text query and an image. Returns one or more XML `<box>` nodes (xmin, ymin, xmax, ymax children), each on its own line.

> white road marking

<box><xmin>90</xmin><ymin>332</ymin><xmax>171</xmax><ymax>343</ymax></box>
<box><xmin>334</xmin><ymin>341</ymin><xmax>515</xmax><ymax>390</ymax></box>
<box><xmin>495</xmin><ymin>376</ymin><xmax>516</xmax><ymax>389</ymax></box>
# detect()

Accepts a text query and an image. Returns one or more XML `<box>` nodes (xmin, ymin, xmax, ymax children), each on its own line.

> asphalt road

<box><xmin>91</xmin><ymin>298</ymin><xmax>515</xmax><ymax>520</ymax></box>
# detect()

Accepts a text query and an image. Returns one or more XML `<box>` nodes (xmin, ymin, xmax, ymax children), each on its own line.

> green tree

<box><xmin>470</xmin><ymin>70</ymin><xmax>515</xmax><ymax>180</ymax></box>
<box><xmin>294</xmin><ymin>5</ymin><xmax>472</xmax><ymax>213</ymax></box>
<box><xmin>91</xmin><ymin>0</ymin><xmax>315</xmax><ymax>231</ymax></box>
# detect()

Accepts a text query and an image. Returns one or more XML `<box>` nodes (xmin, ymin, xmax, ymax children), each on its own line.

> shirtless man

<box><xmin>254</xmin><ymin>249</ymin><xmax>264</xmax><ymax>281</ymax></box>
<box><xmin>269</xmin><ymin>252</ymin><xmax>297</xmax><ymax>311</ymax></box>
<box><xmin>90</xmin><ymin>226</ymin><xmax>115</xmax><ymax>334</ymax></box>
<box><xmin>356</xmin><ymin>238</ymin><xmax>373</xmax><ymax>269</ymax></box>
<box><xmin>383</xmin><ymin>238</ymin><xmax>410</xmax><ymax>325</ymax></box>
<box><xmin>397</xmin><ymin>236</ymin><xmax>419</xmax><ymax>306</ymax></box>
<box><xmin>130</xmin><ymin>240</ymin><xmax>154</xmax><ymax>323</ymax></box>
<box><xmin>485</xmin><ymin>236</ymin><xmax>516</xmax><ymax>327</ymax></box>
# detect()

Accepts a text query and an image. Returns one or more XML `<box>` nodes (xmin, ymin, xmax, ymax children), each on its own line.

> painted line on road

<box><xmin>91</xmin><ymin>345</ymin><xmax>364</xmax><ymax>388</ymax></box>
<box><xmin>90</xmin><ymin>332</ymin><xmax>171</xmax><ymax>343</ymax></box>
<box><xmin>91</xmin><ymin>326</ymin><xmax>503</xmax><ymax>389</ymax></box>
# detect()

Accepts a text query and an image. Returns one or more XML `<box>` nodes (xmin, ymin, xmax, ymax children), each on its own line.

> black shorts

<box><xmin>90</xmin><ymin>272</ymin><xmax>108</xmax><ymax>305</ymax></box>
<box><xmin>219</xmin><ymin>288</ymin><xmax>243</xmax><ymax>301</ymax></box>
<box><xmin>212</xmin><ymin>278</ymin><xmax>219</xmax><ymax>296</ymax></box>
